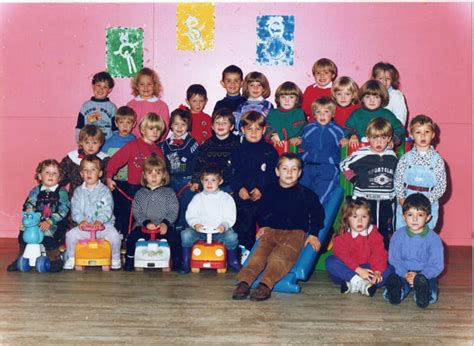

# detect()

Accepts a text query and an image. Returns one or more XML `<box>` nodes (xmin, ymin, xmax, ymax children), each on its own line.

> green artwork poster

<box><xmin>106</xmin><ymin>27</ymin><xmax>144</xmax><ymax>78</ymax></box>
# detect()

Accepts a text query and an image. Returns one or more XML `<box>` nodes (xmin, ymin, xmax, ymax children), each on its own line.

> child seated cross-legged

<box><xmin>325</xmin><ymin>197</ymin><xmax>394</xmax><ymax>297</ymax></box>
<box><xmin>232</xmin><ymin>153</ymin><xmax>325</xmax><ymax>302</ymax></box>
<box><xmin>63</xmin><ymin>155</ymin><xmax>122</xmax><ymax>270</ymax></box>
<box><xmin>123</xmin><ymin>154</ymin><xmax>180</xmax><ymax>272</ymax></box>
<box><xmin>6</xmin><ymin>159</ymin><xmax>70</xmax><ymax>272</ymax></box>
<box><xmin>385</xmin><ymin>193</ymin><xmax>444</xmax><ymax>309</ymax></box>
<box><xmin>180</xmin><ymin>164</ymin><xmax>241</xmax><ymax>274</ymax></box>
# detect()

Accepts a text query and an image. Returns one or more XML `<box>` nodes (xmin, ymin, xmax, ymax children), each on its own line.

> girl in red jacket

<box><xmin>325</xmin><ymin>197</ymin><xmax>394</xmax><ymax>296</ymax></box>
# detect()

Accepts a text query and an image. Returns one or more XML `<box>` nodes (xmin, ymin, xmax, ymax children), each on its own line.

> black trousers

<box><xmin>233</xmin><ymin>196</ymin><xmax>258</xmax><ymax>251</ymax></box>
<box><xmin>368</xmin><ymin>199</ymin><xmax>395</xmax><ymax>250</ymax></box>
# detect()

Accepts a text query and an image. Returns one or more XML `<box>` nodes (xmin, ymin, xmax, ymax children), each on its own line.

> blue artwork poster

<box><xmin>256</xmin><ymin>15</ymin><xmax>294</xmax><ymax>66</ymax></box>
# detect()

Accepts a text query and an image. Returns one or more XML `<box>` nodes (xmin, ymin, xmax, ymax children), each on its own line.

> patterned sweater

<box><xmin>75</xmin><ymin>97</ymin><xmax>117</xmax><ymax>141</ymax></box>
<box><xmin>71</xmin><ymin>181</ymin><xmax>115</xmax><ymax>226</ymax></box>
<box><xmin>132</xmin><ymin>186</ymin><xmax>179</xmax><ymax>228</ymax></box>
<box><xmin>161</xmin><ymin>134</ymin><xmax>199</xmax><ymax>178</ymax></box>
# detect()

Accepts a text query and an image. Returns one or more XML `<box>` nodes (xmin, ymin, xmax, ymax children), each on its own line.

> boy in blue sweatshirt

<box><xmin>385</xmin><ymin>193</ymin><xmax>444</xmax><ymax>309</ymax></box>
<box><xmin>229</xmin><ymin>111</ymin><xmax>279</xmax><ymax>252</ymax></box>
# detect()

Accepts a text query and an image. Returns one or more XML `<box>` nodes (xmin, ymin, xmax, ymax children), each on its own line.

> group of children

<box><xmin>7</xmin><ymin>58</ymin><xmax>447</xmax><ymax>308</ymax></box>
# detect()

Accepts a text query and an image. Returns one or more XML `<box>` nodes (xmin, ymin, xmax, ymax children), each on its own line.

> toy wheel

<box><xmin>217</xmin><ymin>268</ymin><xmax>227</xmax><ymax>274</ymax></box>
<box><xmin>191</xmin><ymin>268</ymin><xmax>200</xmax><ymax>273</ymax></box>
<box><xmin>162</xmin><ymin>267</ymin><xmax>171</xmax><ymax>273</ymax></box>
<box><xmin>75</xmin><ymin>265</ymin><xmax>84</xmax><ymax>271</ymax></box>
<box><xmin>17</xmin><ymin>256</ymin><xmax>30</xmax><ymax>272</ymax></box>
<box><xmin>36</xmin><ymin>256</ymin><xmax>51</xmax><ymax>273</ymax></box>
<box><xmin>102</xmin><ymin>266</ymin><xmax>110</xmax><ymax>272</ymax></box>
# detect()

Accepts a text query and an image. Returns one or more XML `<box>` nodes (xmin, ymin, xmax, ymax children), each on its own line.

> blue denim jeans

<box><xmin>325</xmin><ymin>255</ymin><xmax>395</xmax><ymax>287</ymax></box>
<box><xmin>170</xmin><ymin>176</ymin><xmax>196</xmax><ymax>232</ymax></box>
<box><xmin>181</xmin><ymin>227</ymin><xmax>239</xmax><ymax>250</ymax></box>
<box><xmin>383</xmin><ymin>274</ymin><xmax>439</xmax><ymax>305</ymax></box>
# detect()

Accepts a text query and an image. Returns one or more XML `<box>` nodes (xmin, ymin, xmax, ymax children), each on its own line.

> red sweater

<box><xmin>191</xmin><ymin>111</ymin><xmax>212</xmax><ymax>145</ymax></box>
<box><xmin>105</xmin><ymin>137</ymin><xmax>164</xmax><ymax>185</ymax></box>
<box><xmin>302</xmin><ymin>84</ymin><xmax>332</xmax><ymax>119</ymax></box>
<box><xmin>333</xmin><ymin>225</ymin><xmax>388</xmax><ymax>273</ymax></box>
<box><xmin>334</xmin><ymin>103</ymin><xmax>360</xmax><ymax>128</ymax></box>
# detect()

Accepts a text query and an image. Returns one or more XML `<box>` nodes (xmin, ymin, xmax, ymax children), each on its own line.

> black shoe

<box><xmin>386</xmin><ymin>273</ymin><xmax>402</xmax><ymax>305</ymax></box>
<box><xmin>49</xmin><ymin>260</ymin><xmax>63</xmax><ymax>273</ymax></box>
<box><xmin>6</xmin><ymin>258</ymin><xmax>18</xmax><ymax>272</ymax></box>
<box><xmin>340</xmin><ymin>281</ymin><xmax>350</xmax><ymax>294</ymax></box>
<box><xmin>232</xmin><ymin>281</ymin><xmax>250</xmax><ymax>300</ymax></box>
<box><xmin>367</xmin><ymin>284</ymin><xmax>378</xmax><ymax>297</ymax></box>
<box><xmin>414</xmin><ymin>274</ymin><xmax>430</xmax><ymax>308</ymax></box>
<box><xmin>250</xmin><ymin>283</ymin><xmax>272</xmax><ymax>302</ymax></box>
<box><xmin>123</xmin><ymin>257</ymin><xmax>134</xmax><ymax>271</ymax></box>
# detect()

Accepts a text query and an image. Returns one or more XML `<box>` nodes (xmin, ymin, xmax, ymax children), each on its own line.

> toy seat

<box><xmin>242</xmin><ymin>186</ymin><xmax>344</xmax><ymax>293</ymax></box>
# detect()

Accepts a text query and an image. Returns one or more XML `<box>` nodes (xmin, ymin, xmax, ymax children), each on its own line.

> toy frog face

<box><xmin>192</xmin><ymin>243</ymin><xmax>225</xmax><ymax>262</ymax></box>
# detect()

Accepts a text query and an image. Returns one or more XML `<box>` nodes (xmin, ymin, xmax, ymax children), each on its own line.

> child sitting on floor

<box><xmin>232</xmin><ymin>153</ymin><xmax>325</xmax><ymax>302</ymax></box>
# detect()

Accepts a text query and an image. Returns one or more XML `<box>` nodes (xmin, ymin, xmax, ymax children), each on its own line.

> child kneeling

<box><xmin>325</xmin><ymin>197</ymin><xmax>394</xmax><ymax>297</ymax></box>
<box><xmin>63</xmin><ymin>155</ymin><xmax>122</xmax><ymax>270</ymax></box>
<box><xmin>181</xmin><ymin>165</ymin><xmax>241</xmax><ymax>273</ymax></box>
<box><xmin>232</xmin><ymin>153</ymin><xmax>325</xmax><ymax>301</ymax></box>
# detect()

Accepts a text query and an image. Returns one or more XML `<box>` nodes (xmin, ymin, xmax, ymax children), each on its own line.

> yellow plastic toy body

<box><xmin>75</xmin><ymin>239</ymin><xmax>111</xmax><ymax>271</ymax></box>
<box><xmin>190</xmin><ymin>240</ymin><xmax>227</xmax><ymax>273</ymax></box>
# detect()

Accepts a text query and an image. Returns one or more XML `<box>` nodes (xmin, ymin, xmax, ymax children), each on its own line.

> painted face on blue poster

<box><xmin>256</xmin><ymin>15</ymin><xmax>294</xmax><ymax>66</ymax></box>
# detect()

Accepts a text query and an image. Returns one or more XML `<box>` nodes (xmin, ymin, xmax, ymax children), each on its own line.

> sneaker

<box><xmin>385</xmin><ymin>273</ymin><xmax>402</xmax><ymax>305</ymax></box>
<box><xmin>348</xmin><ymin>275</ymin><xmax>365</xmax><ymax>293</ymax></box>
<box><xmin>63</xmin><ymin>257</ymin><xmax>75</xmax><ymax>270</ymax></box>
<box><xmin>232</xmin><ymin>281</ymin><xmax>251</xmax><ymax>300</ymax></box>
<box><xmin>111</xmin><ymin>259</ymin><xmax>121</xmax><ymax>270</ymax></box>
<box><xmin>359</xmin><ymin>279</ymin><xmax>377</xmax><ymax>297</ymax></box>
<box><xmin>340</xmin><ymin>281</ymin><xmax>351</xmax><ymax>294</ymax></box>
<box><xmin>6</xmin><ymin>258</ymin><xmax>19</xmax><ymax>272</ymax></box>
<box><xmin>123</xmin><ymin>257</ymin><xmax>134</xmax><ymax>271</ymax></box>
<box><xmin>413</xmin><ymin>274</ymin><xmax>430</xmax><ymax>309</ymax></box>
<box><xmin>249</xmin><ymin>283</ymin><xmax>272</xmax><ymax>302</ymax></box>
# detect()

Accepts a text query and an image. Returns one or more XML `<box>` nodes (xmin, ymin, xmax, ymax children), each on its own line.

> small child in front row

<box><xmin>75</xmin><ymin>71</ymin><xmax>117</xmax><ymax>143</ymax></box>
<box><xmin>325</xmin><ymin>197</ymin><xmax>394</xmax><ymax>297</ymax></box>
<box><xmin>265</xmin><ymin>81</ymin><xmax>306</xmax><ymax>151</ymax></box>
<box><xmin>127</xmin><ymin>67</ymin><xmax>170</xmax><ymax>139</ymax></box>
<box><xmin>63</xmin><ymin>155</ymin><xmax>122</xmax><ymax>270</ymax></box>
<box><xmin>385</xmin><ymin>193</ymin><xmax>444</xmax><ymax>309</ymax></box>
<box><xmin>185</xmin><ymin>84</ymin><xmax>213</xmax><ymax>145</ymax></box>
<box><xmin>161</xmin><ymin>108</ymin><xmax>199</xmax><ymax>232</ymax></box>
<box><xmin>232</xmin><ymin>153</ymin><xmax>325</xmax><ymax>302</ymax></box>
<box><xmin>298</xmin><ymin>96</ymin><xmax>344</xmax><ymax>204</ymax></box>
<box><xmin>7</xmin><ymin>159</ymin><xmax>70</xmax><ymax>272</ymax></box>
<box><xmin>394</xmin><ymin>115</ymin><xmax>446</xmax><ymax>231</ymax></box>
<box><xmin>340</xmin><ymin>117</ymin><xmax>399</xmax><ymax>249</ymax></box>
<box><xmin>101</xmin><ymin>106</ymin><xmax>137</xmax><ymax>237</ymax></box>
<box><xmin>123</xmin><ymin>154</ymin><xmax>180</xmax><ymax>271</ymax></box>
<box><xmin>233</xmin><ymin>71</ymin><xmax>273</xmax><ymax>132</ymax></box>
<box><xmin>331</xmin><ymin>76</ymin><xmax>360</xmax><ymax>128</ymax></box>
<box><xmin>213</xmin><ymin>64</ymin><xmax>245</xmax><ymax>114</ymax></box>
<box><xmin>181</xmin><ymin>165</ymin><xmax>241</xmax><ymax>274</ymax></box>
<box><xmin>230</xmin><ymin>111</ymin><xmax>279</xmax><ymax>252</ymax></box>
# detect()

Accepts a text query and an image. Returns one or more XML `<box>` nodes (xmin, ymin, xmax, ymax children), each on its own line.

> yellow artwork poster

<box><xmin>177</xmin><ymin>3</ymin><xmax>215</xmax><ymax>51</ymax></box>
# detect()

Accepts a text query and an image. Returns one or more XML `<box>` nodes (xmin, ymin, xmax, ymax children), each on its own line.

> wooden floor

<box><xmin>0</xmin><ymin>239</ymin><xmax>472</xmax><ymax>344</ymax></box>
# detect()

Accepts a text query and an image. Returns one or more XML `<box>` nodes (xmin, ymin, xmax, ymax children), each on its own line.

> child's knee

<box><xmin>180</xmin><ymin>228</ymin><xmax>196</xmax><ymax>247</ymax></box>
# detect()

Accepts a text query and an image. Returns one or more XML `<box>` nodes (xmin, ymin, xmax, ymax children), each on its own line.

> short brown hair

<box><xmin>409</xmin><ymin>114</ymin><xmax>436</xmax><ymax>134</ymax></box>
<box><xmin>139</xmin><ymin>112</ymin><xmax>166</xmax><ymax>140</ymax></box>
<box><xmin>242</xmin><ymin>71</ymin><xmax>271</xmax><ymax>99</ymax></box>
<box><xmin>359</xmin><ymin>80</ymin><xmax>389</xmax><ymax>108</ymax></box>
<box><xmin>79</xmin><ymin>154</ymin><xmax>103</xmax><ymax>171</ymax></box>
<box><xmin>115</xmin><ymin>106</ymin><xmax>137</xmax><ymax>123</ymax></box>
<box><xmin>371</xmin><ymin>62</ymin><xmax>401</xmax><ymax>90</ymax></box>
<box><xmin>141</xmin><ymin>153</ymin><xmax>170</xmax><ymax>186</ymax></box>
<box><xmin>211</xmin><ymin>108</ymin><xmax>235</xmax><ymax>127</ymax></box>
<box><xmin>274</xmin><ymin>81</ymin><xmax>303</xmax><ymax>108</ymax></box>
<box><xmin>312</xmin><ymin>58</ymin><xmax>337</xmax><ymax>79</ymax></box>
<box><xmin>240</xmin><ymin>111</ymin><xmax>266</xmax><ymax>129</ymax></box>
<box><xmin>338</xmin><ymin>197</ymin><xmax>372</xmax><ymax>235</ymax></box>
<box><xmin>199</xmin><ymin>163</ymin><xmax>223</xmax><ymax>181</ymax></box>
<box><xmin>78</xmin><ymin>125</ymin><xmax>105</xmax><ymax>145</ymax></box>
<box><xmin>131</xmin><ymin>67</ymin><xmax>162</xmax><ymax>98</ymax></box>
<box><xmin>366</xmin><ymin>117</ymin><xmax>393</xmax><ymax>138</ymax></box>
<box><xmin>35</xmin><ymin>159</ymin><xmax>62</xmax><ymax>183</ymax></box>
<box><xmin>311</xmin><ymin>96</ymin><xmax>337</xmax><ymax>116</ymax></box>
<box><xmin>276</xmin><ymin>153</ymin><xmax>302</xmax><ymax>169</ymax></box>
<box><xmin>332</xmin><ymin>76</ymin><xmax>360</xmax><ymax>104</ymax></box>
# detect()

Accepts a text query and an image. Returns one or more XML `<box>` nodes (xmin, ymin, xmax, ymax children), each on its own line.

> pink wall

<box><xmin>0</xmin><ymin>3</ymin><xmax>471</xmax><ymax>245</ymax></box>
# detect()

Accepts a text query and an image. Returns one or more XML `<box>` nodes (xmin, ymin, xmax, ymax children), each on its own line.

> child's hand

<box><xmin>78</xmin><ymin>221</ymin><xmax>89</xmax><ymax>231</ymax></box>
<box><xmin>249</xmin><ymin>188</ymin><xmax>262</xmax><ymax>201</ymax></box>
<box><xmin>399</xmin><ymin>198</ymin><xmax>406</xmax><ymax>206</ymax></box>
<box><xmin>271</xmin><ymin>134</ymin><xmax>283</xmax><ymax>147</ymax></box>
<box><xmin>92</xmin><ymin>220</ymin><xmax>104</xmax><ymax>231</ymax></box>
<box><xmin>106</xmin><ymin>178</ymin><xmax>117</xmax><ymax>191</ymax></box>
<box><xmin>239</xmin><ymin>187</ymin><xmax>251</xmax><ymax>200</ymax></box>
<box><xmin>305</xmin><ymin>235</ymin><xmax>321</xmax><ymax>252</ymax></box>
<box><xmin>159</xmin><ymin>223</ymin><xmax>168</xmax><ymax>235</ymax></box>
<box><xmin>289</xmin><ymin>137</ymin><xmax>302</xmax><ymax>146</ymax></box>
<box><xmin>194</xmin><ymin>224</ymin><xmax>204</xmax><ymax>231</ymax></box>
<box><xmin>146</xmin><ymin>223</ymin><xmax>159</xmax><ymax>231</ymax></box>
<box><xmin>256</xmin><ymin>227</ymin><xmax>268</xmax><ymax>240</ymax></box>
<box><xmin>406</xmin><ymin>271</ymin><xmax>417</xmax><ymax>287</ymax></box>
<box><xmin>189</xmin><ymin>183</ymin><xmax>200</xmax><ymax>192</ymax></box>
<box><xmin>39</xmin><ymin>220</ymin><xmax>52</xmax><ymax>232</ymax></box>
<box><xmin>216</xmin><ymin>224</ymin><xmax>225</xmax><ymax>233</ymax></box>
<box><xmin>349</xmin><ymin>135</ymin><xmax>359</xmax><ymax>149</ymax></box>
<box><xmin>355</xmin><ymin>267</ymin><xmax>374</xmax><ymax>281</ymax></box>
<box><xmin>339</xmin><ymin>138</ymin><xmax>349</xmax><ymax>147</ymax></box>
<box><xmin>371</xmin><ymin>271</ymin><xmax>383</xmax><ymax>284</ymax></box>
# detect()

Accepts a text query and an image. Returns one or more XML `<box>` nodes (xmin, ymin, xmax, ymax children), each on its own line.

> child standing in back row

<box><xmin>213</xmin><ymin>65</ymin><xmax>246</xmax><ymax>114</ymax></box>
<box><xmin>185</xmin><ymin>84</ymin><xmax>213</xmax><ymax>145</ymax></box>
<box><xmin>331</xmin><ymin>76</ymin><xmax>360</xmax><ymax>129</ymax></box>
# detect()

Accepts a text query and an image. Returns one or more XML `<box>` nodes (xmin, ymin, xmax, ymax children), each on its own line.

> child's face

<box><xmin>362</xmin><ymin>94</ymin><xmax>382</xmax><ymax>110</ymax></box>
<box><xmin>80</xmin><ymin>161</ymin><xmax>102</xmax><ymax>187</ymax></box>
<box><xmin>220</xmin><ymin>73</ymin><xmax>242</xmax><ymax>96</ymax></box>
<box><xmin>368</xmin><ymin>135</ymin><xmax>390</xmax><ymax>153</ymax></box>
<box><xmin>92</xmin><ymin>81</ymin><xmax>112</xmax><ymax>100</ymax></box>
<box><xmin>278</xmin><ymin>94</ymin><xmax>297</xmax><ymax>111</ymax></box>
<box><xmin>411</xmin><ymin>124</ymin><xmax>434</xmax><ymax>151</ymax></box>
<box><xmin>144</xmin><ymin>167</ymin><xmax>164</xmax><ymax>189</ymax></box>
<box><xmin>201</xmin><ymin>173</ymin><xmax>222</xmax><ymax>193</ymax></box>
<box><xmin>116</xmin><ymin>117</ymin><xmax>135</xmax><ymax>137</ymax></box>
<box><xmin>314</xmin><ymin>68</ymin><xmax>334</xmax><ymax>88</ymax></box>
<box><xmin>403</xmin><ymin>207</ymin><xmax>431</xmax><ymax>233</ymax></box>
<box><xmin>242</xmin><ymin>123</ymin><xmax>264</xmax><ymax>143</ymax></box>
<box><xmin>375</xmin><ymin>71</ymin><xmax>392</xmax><ymax>90</ymax></box>
<box><xmin>212</xmin><ymin>117</ymin><xmax>234</xmax><ymax>139</ymax></box>
<box><xmin>275</xmin><ymin>158</ymin><xmax>302</xmax><ymax>188</ymax></box>
<box><xmin>142</xmin><ymin>127</ymin><xmax>162</xmax><ymax>144</ymax></box>
<box><xmin>334</xmin><ymin>87</ymin><xmax>353</xmax><ymax>107</ymax></box>
<box><xmin>248</xmin><ymin>81</ymin><xmax>264</xmax><ymax>99</ymax></box>
<box><xmin>348</xmin><ymin>207</ymin><xmax>370</xmax><ymax>232</ymax></box>
<box><xmin>171</xmin><ymin>116</ymin><xmax>189</xmax><ymax>138</ymax></box>
<box><xmin>38</xmin><ymin>165</ymin><xmax>60</xmax><ymax>188</ymax></box>
<box><xmin>137</xmin><ymin>75</ymin><xmax>155</xmax><ymax>99</ymax></box>
<box><xmin>186</xmin><ymin>94</ymin><xmax>207</xmax><ymax>113</ymax></box>
<box><xmin>313</xmin><ymin>105</ymin><xmax>334</xmax><ymax>126</ymax></box>
<box><xmin>80</xmin><ymin>137</ymin><xmax>102</xmax><ymax>155</ymax></box>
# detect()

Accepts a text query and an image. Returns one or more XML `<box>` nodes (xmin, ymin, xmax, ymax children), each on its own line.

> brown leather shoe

<box><xmin>232</xmin><ymin>281</ymin><xmax>250</xmax><ymax>300</ymax></box>
<box><xmin>250</xmin><ymin>283</ymin><xmax>271</xmax><ymax>301</ymax></box>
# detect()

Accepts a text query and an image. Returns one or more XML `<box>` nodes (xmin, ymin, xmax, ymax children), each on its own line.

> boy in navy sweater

<box><xmin>213</xmin><ymin>65</ymin><xmax>246</xmax><ymax>114</ymax></box>
<box><xmin>229</xmin><ymin>111</ymin><xmax>279</xmax><ymax>251</ymax></box>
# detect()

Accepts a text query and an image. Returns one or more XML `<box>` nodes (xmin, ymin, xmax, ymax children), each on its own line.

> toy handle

<box><xmin>82</xmin><ymin>224</ymin><xmax>105</xmax><ymax>241</ymax></box>
<box><xmin>141</xmin><ymin>226</ymin><xmax>161</xmax><ymax>241</ymax></box>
